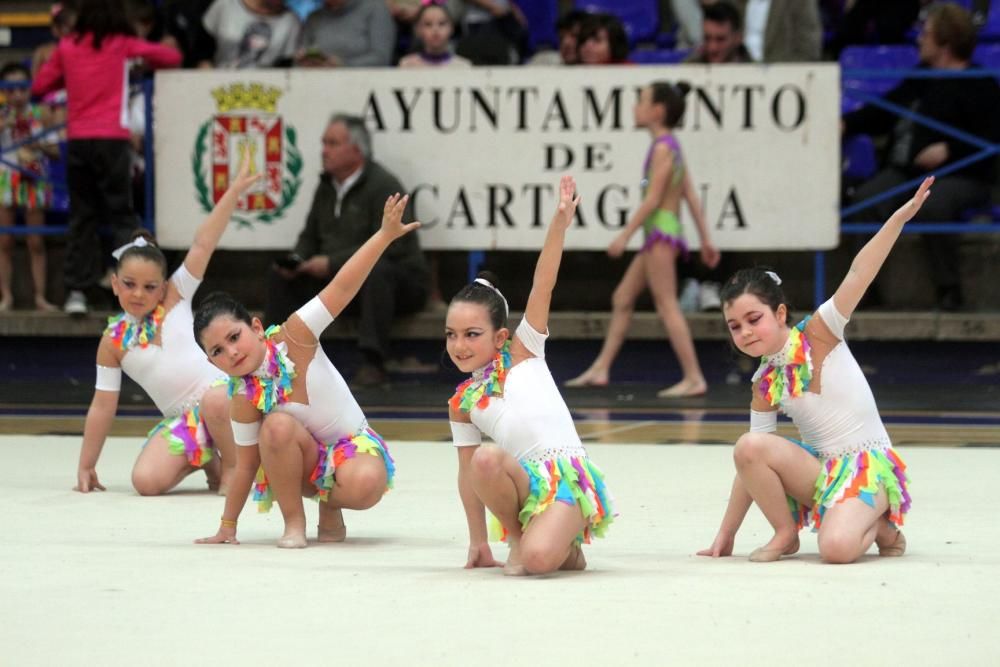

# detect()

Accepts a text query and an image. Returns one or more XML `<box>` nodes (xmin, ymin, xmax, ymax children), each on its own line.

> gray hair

<box><xmin>329</xmin><ymin>113</ymin><xmax>372</xmax><ymax>160</ymax></box>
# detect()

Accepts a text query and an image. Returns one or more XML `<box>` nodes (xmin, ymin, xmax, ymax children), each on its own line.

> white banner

<box><xmin>155</xmin><ymin>65</ymin><xmax>840</xmax><ymax>251</ymax></box>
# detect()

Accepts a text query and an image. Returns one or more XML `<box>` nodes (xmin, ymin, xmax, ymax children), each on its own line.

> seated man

<box><xmin>266</xmin><ymin>114</ymin><xmax>428</xmax><ymax>385</ymax></box>
<box><xmin>684</xmin><ymin>1</ymin><xmax>752</xmax><ymax>64</ymax></box>
<box><xmin>843</xmin><ymin>3</ymin><xmax>1000</xmax><ymax>310</ymax></box>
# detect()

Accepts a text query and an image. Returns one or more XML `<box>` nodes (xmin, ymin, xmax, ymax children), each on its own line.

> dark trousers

<box><xmin>850</xmin><ymin>168</ymin><xmax>989</xmax><ymax>295</ymax></box>
<box><xmin>265</xmin><ymin>258</ymin><xmax>428</xmax><ymax>363</ymax></box>
<box><xmin>65</xmin><ymin>139</ymin><xmax>139</xmax><ymax>291</ymax></box>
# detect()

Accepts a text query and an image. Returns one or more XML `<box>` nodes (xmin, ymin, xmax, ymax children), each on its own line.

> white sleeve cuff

<box><xmin>749</xmin><ymin>409</ymin><xmax>778</xmax><ymax>433</ymax></box>
<box><xmin>172</xmin><ymin>264</ymin><xmax>202</xmax><ymax>300</ymax></box>
<box><xmin>818</xmin><ymin>298</ymin><xmax>849</xmax><ymax>340</ymax></box>
<box><xmin>231</xmin><ymin>419</ymin><xmax>261</xmax><ymax>446</ymax></box>
<box><xmin>295</xmin><ymin>296</ymin><xmax>335</xmax><ymax>338</ymax></box>
<box><xmin>514</xmin><ymin>318</ymin><xmax>548</xmax><ymax>359</ymax></box>
<box><xmin>450</xmin><ymin>421</ymin><xmax>482</xmax><ymax>447</ymax></box>
<box><xmin>95</xmin><ymin>365</ymin><xmax>122</xmax><ymax>392</ymax></box>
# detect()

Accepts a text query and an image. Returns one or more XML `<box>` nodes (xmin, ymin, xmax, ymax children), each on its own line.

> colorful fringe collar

<box><xmin>450</xmin><ymin>341</ymin><xmax>512</xmax><ymax>413</ymax></box>
<box><xmin>752</xmin><ymin>316</ymin><xmax>812</xmax><ymax>407</ymax></box>
<box><xmin>228</xmin><ymin>325</ymin><xmax>296</xmax><ymax>414</ymax></box>
<box><xmin>104</xmin><ymin>305</ymin><xmax>165</xmax><ymax>351</ymax></box>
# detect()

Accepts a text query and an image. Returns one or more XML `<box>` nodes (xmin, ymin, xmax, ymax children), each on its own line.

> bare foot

<box><xmin>559</xmin><ymin>544</ymin><xmax>587</xmax><ymax>571</ymax></box>
<box><xmin>204</xmin><ymin>460</ymin><xmax>222</xmax><ymax>493</ymax></box>
<box><xmin>748</xmin><ymin>534</ymin><xmax>800</xmax><ymax>563</ymax></box>
<box><xmin>656</xmin><ymin>378</ymin><xmax>707</xmax><ymax>398</ymax></box>
<box><xmin>503</xmin><ymin>540</ymin><xmax>527</xmax><ymax>576</ymax></box>
<box><xmin>277</xmin><ymin>532</ymin><xmax>307</xmax><ymax>549</ymax></box>
<box><xmin>317</xmin><ymin>505</ymin><xmax>347</xmax><ymax>543</ymax></box>
<box><xmin>877</xmin><ymin>529</ymin><xmax>906</xmax><ymax>557</ymax></box>
<box><xmin>34</xmin><ymin>296</ymin><xmax>58</xmax><ymax>312</ymax></box>
<box><xmin>564</xmin><ymin>368</ymin><xmax>609</xmax><ymax>387</ymax></box>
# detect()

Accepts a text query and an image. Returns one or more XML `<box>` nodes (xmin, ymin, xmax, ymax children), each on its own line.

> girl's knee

<box><xmin>25</xmin><ymin>235</ymin><xmax>45</xmax><ymax>254</ymax></box>
<box><xmin>610</xmin><ymin>288</ymin><xmax>635</xmax><ymax>312</ymax></box>
<box><xmin>259</xmin><ymin>413</ymin><xmax>299</xmax><ymax>451</ymax></box>
<box><xmin>470</xmin><ymin>446</ymin><xmax>505</xmax><ymax>480</ymax></box>
<box><xmin>199</xmin><ymin>388</ymin><xmax>229</xmax><ymax>423</ymax></box>
<box><xmin>733</xmin><ymin>432</ymin><xmax>768</xmax><ymax>467</ymax></box>
<box><xmin>131</xmin><ymin>468</ymin><xmax>167</xmax><ymax>496</ymax></box>
<box><xmin>520</xmin><ymin>542</ymin><xmax>563</xmax><ymax>575</ymax></box>
<box><xmin>818</xmin><ymin>531</ymin><xmax>861</xmax><ymax>564</ymax></box>
<box><xmin>346</xmin><ymin>461</ymin><xmax>386</xmax><ymax>509</ymax></box>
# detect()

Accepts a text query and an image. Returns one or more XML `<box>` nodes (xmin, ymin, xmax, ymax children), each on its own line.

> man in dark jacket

<box><xmin>843</xmin><ymin>3</ymin><xmax>1000</xmax><ymax>310</ymax></box>
<box><xmin>266</xmin><ymin>113</ymin><xmax>428</xmax><ymax>385</ymax></box>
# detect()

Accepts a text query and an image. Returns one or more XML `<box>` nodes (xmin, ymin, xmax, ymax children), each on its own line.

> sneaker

<box><xmin>679</xmin><ymin>279</ymin><xmax>700</xmax><ymax>313</ymax></box>
<box><xmin>64</xmin><ymin>290</ymin><xmax>89</xmax><ymax>316</ymax></box>
<box><xmin>699</xmin><ymin>282</ymin><xmax>722</xmax><ymax>311</ymax></box>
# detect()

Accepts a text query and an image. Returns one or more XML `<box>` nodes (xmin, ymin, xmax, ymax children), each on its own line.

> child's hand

<box><xmin>892</xmin><ymin>175</ymin><xmax>934</xmax><ymax>225</ymax></box>
<box><xmin>380</xmin><ymin>193</ymin><xmax>421</xmax><ymax>240</ymax></box>
<box><xmin>74</xmin><ymin>467</ymin><xmax>106</xmax><ymax>493</ymax></box>
<box><xmin>696</xmin><ymin>531</ymin><xmax>734</xmax><ymax>558</ymax></box>
<box><xmin>465</xmin><ymin>543</ymin><xmax>502</xmax><ymax>569</ymax></box>
<box><xmin>230</xmin><ymin>147</ymin><xmax>263</xmax><ymax>195</ymax></box>
<box><xmin>553</xmin><ymin>174</ymin><xmax>581</xmax><ymax>230</ymax></box>
<box><xmin>607</xmin><ymin>233</ymin><xmax>628</xmax><ymax>259</ymax></box>
<box><xmin>195</xmin><ymin>526</ymin><xmax>239</xmax><ymax>545</ymax></box>
<box><xmin>700</xmin><ymin>242</ymin><xmax>721</xmax><ymax>269</ymax></box>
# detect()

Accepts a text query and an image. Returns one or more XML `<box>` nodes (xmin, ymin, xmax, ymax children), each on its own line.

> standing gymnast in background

<box><xmin>75</xmin><ymin>155</ymin><xmax>259</xmax><ymax>495</ymax></box>
<box><xmin>447</xmin><ymin>175</ymin><xmax>614</xmax><ymax>576</ymax></box>
<box><xmin>565</xmin><ymin>81</ymin><xmax>720</xmax><ymax>397</ymax></box>
<box><xmin>697</xmin><ymin>179</ymin><xmax>930</xmax><ymax>564</ymax></box>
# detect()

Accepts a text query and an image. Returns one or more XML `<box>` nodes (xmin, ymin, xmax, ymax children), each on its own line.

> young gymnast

<box><xmin>193</xmin><ymin>194</ymin><xmax>416</xmax><ymax>548</ymax></box>
<box><xmin>697</xmin><ymin>178</ymin><xmax>930</xmax><ymax>564</ymax></box>
<box><xmin>565</xmin><ymin>81</ymin><xmax>720</xmax><ymax>397</ymax></box>
<box><xmin>75</xmin><ymin>156</ymin><xmax>260</xmax><ymax>495</ymax></box>
<box><xmin>448</xmin><ymin>175</ymin><xmax>615</xmax><ymax>575</ymax></box>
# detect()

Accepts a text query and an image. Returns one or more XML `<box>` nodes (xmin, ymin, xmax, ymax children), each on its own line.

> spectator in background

<box><xmin>387</xmin><ymin>0</ymin><xmax>461</xmax><ymax>25</ymax></box>
<box><xmin>843</xmin><ymin>3</ymin><xmax>1000</xmax><ymax>311</ymax></box>
<box><xmin>0</xmin><ymin>62</ymin><xmax>60</xmax><ymax>312</ymax></box>
<box><xmin>399</xmin><ymin>2</ymin><xmax>471</xmax><ymax>68</ymax></box>
<box><xmin>161</xmin><ymin>0</ymin><xmax>217</xmax><ymax>67</ymax></box>
<box><xmin>685</xmin><ymin>1</ymin><xmax>752</xmax><ymax>63</ymax></box>
<box><xmin>266</xmin><ymin>114</ymin><xmax>428</xmax><ymax>387</ymax></box>
<box><xmin>733</xmin><ymin>0</ymin><xmax>821</xmax><ymax>62</ymax></box>
<box><xmin>31</xmin><ymin>3</ymin><xmax>76</xmax><ymax>127</ymax></box>
<box><xmin>455</xmin><ymin>0</ymin><xmax>527</xmax><ymax>64</ymax></box>
<box><xmin>829</xmin><ymin>0</ymin><xmax>921</xmax><ymax>57</ymax></box>
<box><xmin>527</xmin><ymin>9</ymin><xmax>589</xmax><ymax>66</ymax></box>
<box><xmin>577</xmin><ymin>13</ymin><xmax>630</xmax><ymax>65</ymax></box>
<box><xmin>296</xmin><ymin>0</ymin><xmax>395</xmax><ymax>67</ymax></box>
<box><xmin>671</xmin><ymin>0</ymin><xmax>706</xmax><ymax>49</ymax></box>
<box><xmin>203</xmin><ymin>0</ymin><xmax>299</xmax><ymax>68</ymax></box>
<box><xmin>32</xmin><ymin>0</ymin><xmax>182</xmax><ymax>316</ymax></box>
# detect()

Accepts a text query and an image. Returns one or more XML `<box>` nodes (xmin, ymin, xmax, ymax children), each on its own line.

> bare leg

<box><xmin>0</xmin><ymin>207</ymin><xmax>14</xmax><ymax>310</ymax></box>
<box><xmin>257</xmin><ymin>413</ymin><xmax>319</xmax><ymax>548</ymax></box>
<box><xmin>565</xmin><ymin>253</ymin><xmax>647</xmax><ymax>387</ymax></box>
<box><xmin>131</xmin><ymin>434</ymin><xmax>201</xmax><ymax>495</ymax></box>
<box><xmin>644</xmin><ymin>244</ymin><xmax>706</xmax><ymax>397</ymax></box>
<box><xmin>519</xmin><ymin>501</ymin><xmax>588</xmax><ymax>575</ymax></box>
<box><xmin>467</xmin><ymin>446</ymin><xmax>531</xmax><ymax>575</ymax></box>
<box><xmin>732</xmin><ymin>432</ymin><xmax>822</xmax><ymax>561</ymax></box>
<box><xmin>24</xmin><ymin>209</ymin><xmax>56</xmax><ymax>311</ymax></box>
<box><xmin>315</xmin><ymin>453</ymin><xmax>388</xmax><ymax>542</ymax></box>
<box><xmin>199</xmin><ymin>386</ymin><xmax>237</xmax><ymax>495</ymax></box>
<box><xmin>817</xmin><ymin>489</ymin><xmax>894</xmax><ymax>564</ymax></box>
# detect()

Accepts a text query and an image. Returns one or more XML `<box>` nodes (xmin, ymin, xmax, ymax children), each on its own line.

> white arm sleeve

<box><xmin>231</xmin><ymin>419</ymin><xmax>261</xmax><ymax>446</ymax></box>
<box><xmin>450</xmin><ymin>421</ymin><xmax>482</xmax><ymax>447</ymax></box>
<box><xmin>95</xmin><ymin>365</ymin><xmax>122</xmax><ymax>392</ymax></box>
<box><xmin>514</xmin><ymin>318</ymin><xmax>548</xmax><ymax>359</ymax></box>
<box><xmin>295</xmin><ymin>296</ymin><xmax>335</xmax><ymax>338</ymax></box>
<box><xmin>172</xmin><ymin>264</ymin><xmax>202</xmax><ymax>301</ymax></box>
<box><xmin>817</xmin><ymin>298</ymin><xmax>849</xmax><ymax>340</ymax></box>
<box><xmin>749</xmin><ymin>409</ymin><xmax>778</xmax><ymax>433</ymax></box>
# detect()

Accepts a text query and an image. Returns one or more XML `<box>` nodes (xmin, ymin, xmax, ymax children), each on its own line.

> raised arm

<box><xmin>75</xmin><ymin>339</ymin><xmax>122</xmax><ymax>493</ymax></box>
<box><xmin>682</xmin><ymin>171</ymin><xmax>720</xmax><ymax>269</ymax></box>
<box><xmin>833</xmin><ymin>176</ymin><xmax>933</xmax><ymax>320</ymax></box>
<box><xmin>183</xmin><ymin>152</ymin><xmax>262</xmax><ymax>280</ymax></box>
<box><xmin>608</xmin><ymin>144</ymin><xmax>672</xmax><ymax>258</ymax></box>
<box><xmin>522</xmin><ymin>175</ymin><xmax>580</xmax><ymax>335</ymax></box>
<box><xmin>314</xmin><ymin>193</ymin><xmax>419</xmax><ymax>320</ymax></box>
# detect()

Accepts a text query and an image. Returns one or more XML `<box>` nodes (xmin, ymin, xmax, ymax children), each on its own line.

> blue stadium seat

<box><xmin>973</xmin><ymin>43</ymin><xmax>1000</xmax><ymax>67</ymax></box>
<box><xmin>575</xmin><ymin>0</ymin><xmax>659</xmax><ymax>44</ymax></box>
<box><xmin>630</xmin><ymin>48</ymin><xmax>690</xmax><ymax>65</ymax></box>
<box><xmin>840</xmin><ymin>45</ymin><xmax>919</xmax><ymax>113</ymax></box>
<box><xmin>842</xmin><ymin>134</ymin><xmax>877</xmax><ymax>182</ymax></box>
<box><xmin>520</xmin><ymin>0</ymin><xmax>560</xmax><ymax>51</ymax></box>
<box><xmin>980</xmin><ymin>0</ymin><xmax>1000</xmax><ymax>41</ymax></box>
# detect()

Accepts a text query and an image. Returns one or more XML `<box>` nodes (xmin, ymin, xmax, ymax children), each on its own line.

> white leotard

<box><xmin>462</xmin><ymin>318</ymin><xmax>588</xmax><ymax>463</ymax></box>
<box><xmin>753</xmin><ymin>298</ymin><xmax>892</xmax><ymax>458</ymax></box>
<box><xmin>119</xmin><ymin>265</ymin><xmax>226</xmax><ymax>417</ymax></box>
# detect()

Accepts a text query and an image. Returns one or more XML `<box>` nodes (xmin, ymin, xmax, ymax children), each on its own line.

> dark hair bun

<box><xmin>475</xmin><ymin>270</ymin><xmax>502</xmax><ymax>291</ymax></box>
<box><xmin>675</xmin><ymin>81</ymin><xmax>692</xmax><ymax>97</ymax></box>
<box><xmin>129</xmin><ymin>228</ymin><xmax>158</xmax><ymax>246</ymax></box>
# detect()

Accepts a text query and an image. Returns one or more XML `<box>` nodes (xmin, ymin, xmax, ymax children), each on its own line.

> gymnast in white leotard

<box><xmin>75</xmin><ymin>156</ymin><xmax>260</xmax><ymax>496</ymax></box>
<box><xmin>193</xmin><ymin>193</ymin><xmax>417</xmax><ymax>549</ymax></box>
